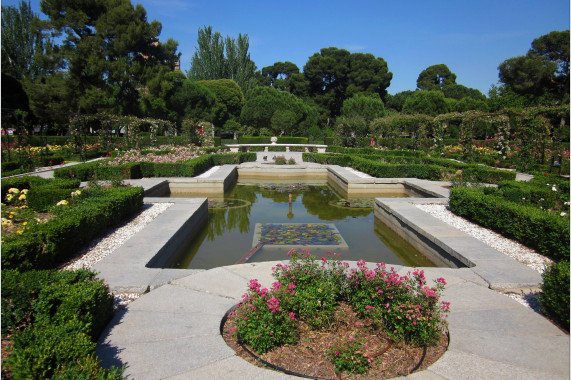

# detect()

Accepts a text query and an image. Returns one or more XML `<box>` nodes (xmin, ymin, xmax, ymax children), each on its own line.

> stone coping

<box><xmin>95</xmin><ymin>164</ymin><xmax>542</xmax><ymax>294</ymax></box>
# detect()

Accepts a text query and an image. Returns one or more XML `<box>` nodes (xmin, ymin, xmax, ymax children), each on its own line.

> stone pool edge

<box><xmin>94</xmin><ymin>165</ymin><xmax>543</xmax><ymax>294</ymax></box>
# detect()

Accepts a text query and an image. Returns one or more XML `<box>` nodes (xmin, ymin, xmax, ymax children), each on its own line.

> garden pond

<box><xmin>160</xmin><ymin>179</ymin><xmax>438</xmax><ymax>269</ymax></box>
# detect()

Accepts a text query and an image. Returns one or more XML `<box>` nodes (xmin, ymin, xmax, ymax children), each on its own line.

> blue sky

<box><xmin>3</xmin><ymin>0</ymin><xmax>569</xmax><ymax>95</ymax></box>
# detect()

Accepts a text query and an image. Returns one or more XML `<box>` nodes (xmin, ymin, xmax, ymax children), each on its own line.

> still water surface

<box><xmin>164</xmin><ymin>181</ymin><xmax>437</xmax><ymax>269</ymax></box>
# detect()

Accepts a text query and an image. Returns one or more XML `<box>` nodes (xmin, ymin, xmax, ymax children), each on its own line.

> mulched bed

<box><xmin>222</xmin><ymin>302</ymin><xmax>448</xmax><ymax>379</ymax></box>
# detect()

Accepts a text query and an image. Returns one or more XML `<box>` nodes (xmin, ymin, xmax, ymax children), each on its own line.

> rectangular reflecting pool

<box><xmin>158</xmin><ymin>179</ymin><xmax>439</xmax><ymax>269</ymax></box>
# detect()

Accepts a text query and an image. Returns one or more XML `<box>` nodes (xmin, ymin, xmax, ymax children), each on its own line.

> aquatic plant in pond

<box><xmin>258</xmin><ymin>223</ymin><xmax>342</xmax><ymax>245</ymax></box>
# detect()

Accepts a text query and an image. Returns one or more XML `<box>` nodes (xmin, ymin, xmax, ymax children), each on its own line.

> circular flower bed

<box><xmin>222</xmin><ymin>250</ymin><xmax>450</xmax><ymax>379</ymax></box>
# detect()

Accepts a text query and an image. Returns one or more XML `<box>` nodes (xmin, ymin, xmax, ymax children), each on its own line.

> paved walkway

<box><xmin>96</xmin><ymin>262</ymin><xmax>569</xmax><ymax>380</ymax></box>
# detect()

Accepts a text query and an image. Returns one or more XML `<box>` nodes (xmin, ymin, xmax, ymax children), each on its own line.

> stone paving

<box><xmin>96</xmin><ymin>262</ymin><xmax>569</xmax><ymax>380</ymax></box>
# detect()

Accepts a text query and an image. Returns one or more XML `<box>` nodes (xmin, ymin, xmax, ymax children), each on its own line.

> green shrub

<box><xmin>51</xmin><ymin>355</ymin><xmax>124</xmax><ymax>380</ymax></box>
<box><xmin>1</xmin><ymin>186</ymin><xmax>144</xmax><ymax>270</ymax></box>
<box><xmin>7</xmin><ymin>320</ymin><xmax>96</xmax><ymax>379</ymax></box>
<box><xmin>35</xmin><ymin>278</ymin><xmax>114</xmax><ymax>339</ymax></box>
<box><xmin>27</xmin><ymin>188</ymin><xmax>77</xmax><ymax>212</ymax></box>
<box><xmin>449</xmin><ymin>187</ymin><xmax>570</xmax><ymax>261</ymax></box>
<box><xmin>540</xmin><ymin>260</ymin><xmax>570</xmax><ymax>331</ymax></box>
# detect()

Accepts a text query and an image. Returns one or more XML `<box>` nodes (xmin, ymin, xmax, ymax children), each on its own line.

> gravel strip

<box><xmin>414</xmin><ymin>203</ymin><xmax>552</xmax><ymax>274</ymax></box>
<box><xmin>414</xmin><ymin>203</ymin><xmax>550</xmax><ymax>313</ymax></box>
<box><xmin>62</xmin><ymin>202</ymin><xmax>173</xmax><ymax>271</ymax></box>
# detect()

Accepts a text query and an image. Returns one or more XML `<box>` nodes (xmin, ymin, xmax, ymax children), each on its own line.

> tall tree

<box><xmin>188</xmin><ymin>26</ymin><xmax>257</xmax><ymax>93</ymax></box>
<box><xmin>261</xmin><ymin>61</ymin><xmax>300</xmax><ymax>91</ymax></box>
<box><xmin>225</xmin><ymin>33</ymin><xmax>257</xmax><ymax>93</ymax></box>
<box><xmin>1</xmin><ymin>1</ymin><xmax>47</xmax><ymax>80</ymax></box>
<box><xmin>32</xmin><ymin>0</ymin><xmax>179</xmax><ymax>116</ymax></box>
<box><xmin>497</xmin><ymin>30</ymin><xmax>569</xmax><ymax>101</ymax></box>
<box><xmin>188</xmin><ymin>26</ymin><xmax>226</xmax><ymax>81</ymax></box>
<box><xmin>416</xmin><ymin>64</ymin><xmax>457</xmax><ymax>91</ymax></box>
<box><xmin>402</xmin><ymin>90</ymin><xmax>449</xmax><ymax>116</ymax></box>
<box><xmin>303</xmin><ymin>47</ymin><xmax>392</xmax><ymax>119</ymax></box>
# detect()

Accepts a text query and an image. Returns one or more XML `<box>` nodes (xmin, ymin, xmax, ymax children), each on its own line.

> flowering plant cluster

<box><xmin>4</xmin><ymin>188</ymin><xmax>28</xmax><ymax>206</ymax></box>
<box><xmin>103</xmin><ymin>145</ymin><xmax>209</xmax><ymax>166</ymax></box>
<box><xmin>232</xmin><ymin>250</ymin><xmax>450</xmax><ymax>374</ymax></box>
<box><xmin>326</xmin><ymin>334</ymin><xmax>371</xmax><ymax>375</ymax></box>
<box><xmin>346</xmin><ymin>261</ymin><xmax>449</xmax><ymax>346</ymax></box>
<box><xmin>231</xmin><ymin>278</ymin><xmax>298</xmax><ymax>353</ymax></box>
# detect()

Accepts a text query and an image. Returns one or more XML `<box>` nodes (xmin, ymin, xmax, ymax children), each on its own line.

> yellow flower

<box><xmin>7</xmin><ymin>188</ymin><xmax>20</xmax><ymax>194</ymax></box>
<box><xmin>16</xmin><ymin>230</ymin><xmax>23</xmax><ymax>235</ymax></box>
<box><xmin>18</xmin><ymin>194</ymin><xmax>26</xmax><ymax>201</ymax></box>
<box><xmin>56</xmin><ymin>200</ymin><xmax>68</xmax><ymax>206</ymax></box>
<box><xmin>22</xmin><ymin>221</ymin><xmax>28</xmax><ymax>226</ymax></box>
<box><xmin>21</xmin><ymin>189</ymin><xmax>29</xmax><ymax>194</ymax></box>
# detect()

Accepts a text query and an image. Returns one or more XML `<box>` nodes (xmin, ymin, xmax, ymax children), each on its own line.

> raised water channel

<box><xmin>159</xmin><ymin>178</ymin><xmax>439</xmax><ymax>269</ymax></box>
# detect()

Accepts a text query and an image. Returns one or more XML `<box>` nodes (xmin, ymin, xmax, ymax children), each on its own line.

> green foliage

<box><xmin>233</xmin><ymin>279</ymin><xmax>299</xmax><ymax>354</ymax></box>
<box><xmin>1</xmin><ymin>1</ymin><xmax>45</xmax><ymax>80</ymax></box>
<box><xmin>188</xmin><ymin>26</ymin><xmax>257</xmax><ymax>93</ymax></box>
<box><xmin>449</xmin><ymin>187</ymin><xmax>569</xmax><ymax>261</ymax></box>
<box><xmin>303</xmin><ymin>47</ymin><xmax>392</xmax><ymax>118</ymax></box>
<box><xmin>327</xmin><ymin>335</ymin><xmax>370</xmax><ymax>374</ymax></box>
<box><xmin>2</xmin><ymin>269</ymin><xmax>121</xmax><ymax>379</ymax></box>
<box><xmin>1</xmin><ymin>186</ymin><xmax>144</xmax><ymax>270</ymax></box>
<box><xmin>540</xmin><ymin>260</ymin><xmax>570</xmax><ymax>330</ymax></box>
<box><xmin>1</xmin><ymin>269</ymin><xmax>94</xmax><ymax>335</ymax></box>
<box><xmin>402</xmin><ymin>90</ymin><xmax>449</xmax><ymax>116</ymax></box>
<box><xmin>8</xmin><ymin>319</ymin><xmax>96</xmax><ymax>379</ymax></box>
<box><xmin>416</xmin><ymin>64</ymin><xmax>457</xmax><ymax>91</ymax></box>
<box><xmin>198</xmin><ymin>79</ymin><xmax>245</xmax><ymax>127</ymax></box>
<box><xmin>340</xmin><ymin>93</ymin><xmax>385</xmax><ymax>122</ymax></box>
<box><xmin>35</xmin><ymin>278</ymin><xmax>114</xmax><ymax>339</ymax></box>
<box><xmin>346</xmin><ymin>262</ymin><xmax>449</xmax><ymax>346</ymax></box>
<box><xmin>241</xmin><ymin>87</ymin><xmax>318</xmax><ymax>136</ymax></box>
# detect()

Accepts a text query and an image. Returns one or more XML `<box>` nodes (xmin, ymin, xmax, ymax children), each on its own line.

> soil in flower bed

<box><xmin>222</xmin><ymin>302</ymin><xmax>448</xmax><ymax>379</ymax></box>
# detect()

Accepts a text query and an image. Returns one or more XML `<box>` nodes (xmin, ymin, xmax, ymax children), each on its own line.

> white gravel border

<box><xmin>414</xmin><ymin>203</ymin><xmax>553</xmax><ymax>274</ymax></box>
<box><xmin>414</xmin><ymin>203</ymin><xmax>550</xmax><ymax>312</ymax></box>
<box><xmin>61</xmin><ymin>202</ymin><xmax>173</xmax><ymax>308</ymax></box>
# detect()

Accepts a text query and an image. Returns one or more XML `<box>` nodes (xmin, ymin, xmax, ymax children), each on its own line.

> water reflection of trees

<box><xmin>207</xmin><ymin>204</ymin><xmax>252</xmax><ymax>241</ymax></box>
<box><xmin>302</xmin><ymin>186</ymin><xmax>371</xmax><ymax>220</ymax></box>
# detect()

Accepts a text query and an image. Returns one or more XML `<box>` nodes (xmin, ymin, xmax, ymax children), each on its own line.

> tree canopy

<box><xmin>498</xmin><ymin>30</ymin><xmax>569</xmax><ymax>101</ymax></box>
<box><xmin>402</xmin><ymin>90</ymin><xmax>449</xmax><ymax>116</ymax></box>
<box><xmin>416</xmin><ymin>64</ymin><xmax>457</xmax><ymax>91</ymax></box>
<box><xmin>240</xmin><ymin>87</ymin><xmax>318</xmax><ymax>136</ymax></box>
<box><xmin>303</xmin><ymin>47</ymin><xmax>392</xmax><ymax>119</ymax></box>
<box><xmin>188</xmin><ymin>26</ymin><xmax>257</xmax><ymax>93</ymax></box>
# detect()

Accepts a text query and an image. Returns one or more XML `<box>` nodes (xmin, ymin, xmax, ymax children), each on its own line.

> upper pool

<box><xmin>159</xmin><ymin>178</ymin><xmax>439</xmax><ymax>269</ymax></box>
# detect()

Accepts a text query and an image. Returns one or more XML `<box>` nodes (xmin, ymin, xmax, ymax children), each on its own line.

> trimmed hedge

<box><xmin>540</xmin><ymin>260</ymin><xmax>570</xmax><ymax>331</ymax></box>
<box><xmin>303</xmin><ymin>153</ymin><xmax>516</xmax><ymax>183</ymax></box>
<box><xmin>54</xmin><ymin>153</ymin><xmax>256</xmax><ymax>180</ymax></box>
<box><xmin>449</xmin><ymin>187</ymin><xmax>569</xmax><ymax>261</ymax></box>
<box><xmin>237</xmin><ymin>136</ymin><xmax>308</xmax><ymax>144</ymax></box>
<box><xmin>1</xmin><ymin>186</ymin><xmax>144</xmax><ymax>270</ymax></box>
<box><xmin>1</xmin><ymin>269</ymin><xmax>120</xmax><ymax>379</ymax></box>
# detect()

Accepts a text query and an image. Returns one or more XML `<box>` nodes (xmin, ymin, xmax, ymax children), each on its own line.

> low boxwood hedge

<box><xmin>2</xmin><ymin>186</ymin><xmax>144</xmax><ymax>271</ymax></box>
<box><xmin>54</xmin><ymin>152</ymin><xmax>256</xmax><ymax>180</ymax></box>
<box><xmin>1</xmin><ymin>269</ymin><xmax>121</xmax><ymax>379</ymax></box>
<box><xmin>540</xmin><ymin>260</ymin><xmax>570</xmax><ymax>331</ymax></box>
<box><xmin>449</xmin><ymin>187</ymin><xmax>569</xmax><ymax>261</ymax></box>
<box><xmin>303</xmin><ymin>153</ymin><xmax>516</xmax><ymax>183</ymax></box>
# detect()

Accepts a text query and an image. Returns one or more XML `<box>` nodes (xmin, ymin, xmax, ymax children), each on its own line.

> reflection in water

<box><xmin>166</xmin><ymin>184</ymin><xmax>437</xmax><ymax>269</ymax></box>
